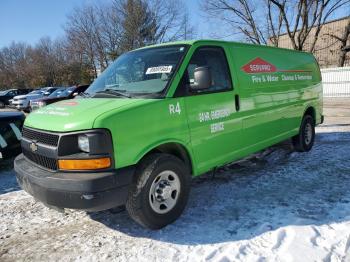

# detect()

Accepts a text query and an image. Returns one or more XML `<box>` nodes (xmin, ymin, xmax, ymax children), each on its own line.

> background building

<box><xmin>275</xmin><ymin>17</ymin><xmax>350</xmax><ymax>68</ymax></box>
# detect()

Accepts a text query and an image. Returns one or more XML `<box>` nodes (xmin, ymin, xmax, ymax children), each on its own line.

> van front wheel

<box><xmin>292</xmin><ymin>114</ymin><xmax>315</xmax><ymax>152</ymax></box>
<box><xmin>126</xmin><ymin>154</ymin><xmax>191</xmax><ymax>229</ymax></box>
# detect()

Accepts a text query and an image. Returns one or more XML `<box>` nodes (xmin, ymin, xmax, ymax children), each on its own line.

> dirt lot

<box><xmin>0</xmin><ymin>98</ymin><xmax>350</xmax><ymax>261</ymax></box>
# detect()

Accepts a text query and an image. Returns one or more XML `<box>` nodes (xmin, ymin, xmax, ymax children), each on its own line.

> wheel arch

<box><xmin>303</xmin><ymin>106</ymin><xmax>316</xmax><ymax>123</ymax></box>
<box><xmin>135</xmin><ymin>141</ymin><xmax>194</xmax><ymax>175</ymax></box>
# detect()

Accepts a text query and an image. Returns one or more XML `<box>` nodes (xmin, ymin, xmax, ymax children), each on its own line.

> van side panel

<box><xmin>229</xmin><ymin>44</ymin><xmax>322</xmax><ymax>152</ymax></box>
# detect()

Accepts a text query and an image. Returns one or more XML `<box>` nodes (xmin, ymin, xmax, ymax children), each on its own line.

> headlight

<box><xmin>58</xmin><ymin>129</ymin><xmax>114</xmax><ymax>171</ymax></box>
<box><xmin>78</xmin><ymin>135</ymin><xmax>90</xmax><ymax>152</ymax></box>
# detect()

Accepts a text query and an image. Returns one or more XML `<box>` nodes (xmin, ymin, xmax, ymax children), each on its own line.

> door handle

<box><xmin>235</xmin><ymin>94</ymin><xmax>240</xmax><ymax>111</ymax></box>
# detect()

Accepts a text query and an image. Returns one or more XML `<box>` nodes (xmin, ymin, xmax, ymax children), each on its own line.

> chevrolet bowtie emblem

<box><xmin>30</xmin><ymin>141</ymin><xmax>38</xmax><ymax>152</ymax></box>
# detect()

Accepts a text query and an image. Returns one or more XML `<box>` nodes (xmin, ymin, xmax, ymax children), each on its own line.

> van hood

<box><xmin>24</xmin><ymin>98</ymin><xmax>150</xmax><ymax>132</ymax></box>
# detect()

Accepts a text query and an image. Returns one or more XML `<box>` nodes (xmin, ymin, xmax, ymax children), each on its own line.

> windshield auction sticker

<box><xmin>146</xmin><ymin>66</ymin><xmax>172</xmax><ymax>74</ymax></box>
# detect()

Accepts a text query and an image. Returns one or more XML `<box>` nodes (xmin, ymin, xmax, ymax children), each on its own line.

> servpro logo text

<box><xmin>242</xmin><ymin>57</ymin><xmax>313</xmax><ymax>84</ymax></box>
<box><xmin>251</xmin><ymin>74</ymin><xmax>312</xmax><ymax>84</ymax></box>
<box><xmin>241</xmin><ymin>58</ymin><xmax>277</xmax><ymax>73</ymax></box>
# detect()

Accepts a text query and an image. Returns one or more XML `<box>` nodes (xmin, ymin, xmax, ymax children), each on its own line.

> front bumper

<box><xmin>14</xmin><ymin>154</ymin><xmax>134</xmax><ymax>211</ymax></box>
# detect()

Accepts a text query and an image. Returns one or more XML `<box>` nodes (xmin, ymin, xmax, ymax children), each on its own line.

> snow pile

<box><xmin>0</xmin><ymin>124</ymin><xmax>350</xmax><ymax>261</ymax></box>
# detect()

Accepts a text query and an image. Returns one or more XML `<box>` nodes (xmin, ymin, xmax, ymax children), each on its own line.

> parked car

<box><xmin>30</xmin><ymin>85</ymin><xmax>89</xmax><ymax>111</ymax></box>
<box><xmin>0</xmin><ymin>111</ymin><xmax>25</xmax><ymax>159</ymax></box>
<box><xmin>14</xmin><ymin>40</ymin><xmax>323</xmax><ymax>229</ymax></box>
<box><xmin>0</xmin><ymin>89</ymin><xmax>32</xmax><ymax>108</ymax></box>
<box><xmin>11</xmin><ymin>87</ymin><xmax>58</xmax><ymax>112</ymax></box>
<box><xmin>29</xmin><ymin>87</ymin><xmax>66</xmax><ymax>111</ymax></box>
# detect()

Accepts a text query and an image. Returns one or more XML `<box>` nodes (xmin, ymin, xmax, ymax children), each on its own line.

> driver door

<box><xmin>180</xmin><ymin>46</ymin><xmax>243</xmax><ymax>174</ymax></box>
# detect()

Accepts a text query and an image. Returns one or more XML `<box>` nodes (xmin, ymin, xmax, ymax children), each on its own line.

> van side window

<box><xmin>182</xmin><ymin>47</ymin><xmax>232</xmax><ymax>95</ymax></box>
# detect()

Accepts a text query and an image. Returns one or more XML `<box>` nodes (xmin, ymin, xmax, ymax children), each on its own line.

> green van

<box><xmin>14</xmin><ymin>40</ymin><xmax>323</xmax><ymax>229</ymax></box>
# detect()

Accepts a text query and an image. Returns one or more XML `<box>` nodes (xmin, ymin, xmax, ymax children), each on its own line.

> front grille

<box><xmin>23</xmin><ymin>148</ymin><xmax>58</xmax><ymax>170</ymax></box>
<box><xmin>22</xmin><ymin>127</ymin><xmax>59</xmax><ymax>147</ymax></box>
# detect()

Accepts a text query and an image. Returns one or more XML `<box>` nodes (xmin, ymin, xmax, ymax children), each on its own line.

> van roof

<box><xmin>136</xmin><ymin>39</ymin><xmax>312</xmax><ymax>55</ymax></box>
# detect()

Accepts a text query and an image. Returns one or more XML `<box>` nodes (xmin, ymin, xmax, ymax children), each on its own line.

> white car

<box><xmin>11</xmin><ymin>87</ymin><xmax>58</xmax><ymax>112</ymax></box>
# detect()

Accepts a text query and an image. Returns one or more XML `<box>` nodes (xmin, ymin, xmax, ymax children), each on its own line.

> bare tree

<box><xmin>33</xmin><ymin>37</ymin><xmax>59</xmax><ymax>86</ymax></box>
<box><xmin>326</xmin><ymin>17</ymin><xmax>350</xmax><ymax>66</ymax></box>
<box><xmin>0</xmin><ymin>42</ymin><xmax>31</xmax><ymax>88</ymax></box>
<box><xmin>269</xmin><ymin>0</ymin><xmax>350</xmax><ymax>52</ymax></box>
<box><xmin>44</xmin><ymin>38</ymin><xmax>92</xmax><ymax>86</ymax></box>
<box><xmin>147</xmin><ymin>0</ymin><xmax>195</xmax><ymax>42</ymax></box>
<box><xmin>202</xmin><ymin>0</ymin><xmax>270</xmax><ymax>44</ymax></box>
<box><xmin>267</xmin><ymin>0</ymin><xmax>284</xmax><ymax>47</ymax></box>
<box><xmin>97</xmin><ymin>4</ymin><xmax>124</xmax><ymax>60</ymax></box>
<box><xmin>65</xmin><ymin>5</ymin><xmax>109</xmax><ymax>77</ymax></box>
<box><xmin>202</xmin><ymin>0</ymin><xmax>350</xmax><ymax>51</ymax></box>
<box><xmin>177</xmin><ymin>12</ymin><xmax>197</xmax><ymax>40</ymax></box>
<box><xmin>64</xmin><ymin>0</ymin><xmax>193</xmax><ymax>75</ymax></box>
<box><xmin>114</xmin><ymin>0</ymin><xmax>192</xmax><ymax>52</ymax></box>
<box><xmin>0</xmin><ymin>37</ymin><xmax>92</xmax><ymax>89</ymax></box>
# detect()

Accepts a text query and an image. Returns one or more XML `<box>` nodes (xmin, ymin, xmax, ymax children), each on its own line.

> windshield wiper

<box><xmin>96</xmin><ymin>89</ymin><xmax>133</xmax><ymax>98</ymax></box>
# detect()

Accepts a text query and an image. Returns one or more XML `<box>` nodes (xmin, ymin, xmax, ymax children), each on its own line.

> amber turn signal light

<box><xmin>58</xmin><ymin>158</ymin><xmax>111</xmax><ymax>170</ymax></box>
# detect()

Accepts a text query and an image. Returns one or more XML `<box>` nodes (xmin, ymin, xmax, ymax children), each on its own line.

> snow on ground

<box><xmin>1</xmin><ymin>103</ymin><xmax>350</xmax><ymax>261</ymax></box>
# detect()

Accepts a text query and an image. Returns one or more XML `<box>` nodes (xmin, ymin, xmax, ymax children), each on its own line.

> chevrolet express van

<box><xmin>14</xmin><ymin>40</ymin><xmax>323</xmax><ymax>229</ymax></box>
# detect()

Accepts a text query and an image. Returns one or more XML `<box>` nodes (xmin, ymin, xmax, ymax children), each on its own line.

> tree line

<box><xmin>0</xmin><ymin>0</ymin><xmax>195</xmax><ymax>89</ymax></box>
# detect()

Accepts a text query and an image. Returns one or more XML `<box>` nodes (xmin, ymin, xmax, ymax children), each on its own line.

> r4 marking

<box><xmin>169</xmin><ymin>102</ymin><xmax>181</xmax><ymax>115</ymax></box>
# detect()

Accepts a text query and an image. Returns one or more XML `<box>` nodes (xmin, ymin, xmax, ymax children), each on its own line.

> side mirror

<box><xmin>44</xmin><ymin>92</ymin><xmax>50</xmax><ymax>96</ymax></box>
<box><xmin>190</xmin><ymin>66</ymin><xmax>212</xmax><ymax>91</ymax></box>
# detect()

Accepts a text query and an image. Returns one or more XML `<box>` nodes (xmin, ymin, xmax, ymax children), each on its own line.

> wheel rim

<box><xmin>304</xmin><ymin>122</ymin><xmax>313</xmax><ymax>145</ymax></box>
<box><xmin>149</xmin><ymin>170</ymin><xmax>181</xmax><ymax>214</ymax></box>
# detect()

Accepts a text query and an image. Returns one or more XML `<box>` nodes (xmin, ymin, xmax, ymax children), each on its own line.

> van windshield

<box><xmin>86</xmin><ymin>45</ymin><xmax>188</xmax><ymax>98</ymax></box>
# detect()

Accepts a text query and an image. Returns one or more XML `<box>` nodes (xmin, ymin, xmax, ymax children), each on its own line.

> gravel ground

<box><xmin>0</xmin><ymin>98</ymin><xmax>350</xmax><ymax>261</ymax></box>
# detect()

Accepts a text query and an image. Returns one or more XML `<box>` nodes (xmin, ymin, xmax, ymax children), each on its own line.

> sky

<box><xmin>0</xmin><ymin>0</ymin><xmax>205</xmax><ymax>48</ymax></box>
<box><xmin>0</xmin><ymin>0</ymin><xmax>348</xmax><ymax>48</ymax></box>
<box><xmin>0</xmin><ymin>0</ymin><xmax>82</xmax><ymax>47</ymax></box>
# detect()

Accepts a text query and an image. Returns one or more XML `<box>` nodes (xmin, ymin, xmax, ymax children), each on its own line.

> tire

<box><xmin>126</xmin><ymin>153</ymin><xmax>191</xmax><ymax>229</ymax></box>
<box><xmin>292</xmin><ymin>114</ymin><xmax>315</xmax><ymax>152</ymax></box>
<box><xmin>0</xmin><ymin>101</ymin><xmax>4</xmax><ymax>108</ymax></box>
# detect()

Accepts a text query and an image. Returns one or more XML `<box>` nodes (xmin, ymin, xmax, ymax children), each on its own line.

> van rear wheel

<box><xmin>126</xmin><ymin>153</ymin><xmax>191</xmax><ymax>229</ymax></box>
<box><xmin>292</xmin><ymin>114</ymin><xmax>315</xmax><ymax>152</ymax></box>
